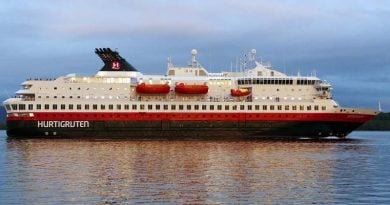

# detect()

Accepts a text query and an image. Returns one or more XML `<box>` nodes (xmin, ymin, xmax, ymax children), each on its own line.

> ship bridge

<box><xmin>166</xmin><ymin>49</ymin><xmax>209</xmax><ymax>77</ymax></box>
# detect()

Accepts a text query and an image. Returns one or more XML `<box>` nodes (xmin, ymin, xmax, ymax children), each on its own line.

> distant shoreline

<box><xmin>357</xmin><ymin>112</ymin><xmax>390</xmax><ymax>131</ymax></box>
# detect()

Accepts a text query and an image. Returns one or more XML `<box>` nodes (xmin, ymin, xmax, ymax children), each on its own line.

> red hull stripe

<box><xmin>7</xmin><ymin>112</ymin><xmax>374</xmax><ymax>123</ymax></box>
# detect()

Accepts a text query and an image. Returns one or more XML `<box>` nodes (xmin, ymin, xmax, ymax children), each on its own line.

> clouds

<box><xmin>0</xmin><ymin>0</ymin><xmax>389</xmax><ymax>110</ymax></box>
<box><xmin>3</xmin><ymin>0</ymin><xmax>390</xmax><ymax>44</ymax></box>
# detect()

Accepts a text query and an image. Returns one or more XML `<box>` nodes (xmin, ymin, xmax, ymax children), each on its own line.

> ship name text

<box><xmin>37</xmin><ymin>121</ymin><xmax>90</xmax><ymax>128</ymax></box>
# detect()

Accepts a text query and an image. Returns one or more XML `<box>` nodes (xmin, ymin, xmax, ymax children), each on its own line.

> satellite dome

<box><xmin>191</xmin><ymin>49</ymin><xmax>198</xmax><ymax>56</ymax></box>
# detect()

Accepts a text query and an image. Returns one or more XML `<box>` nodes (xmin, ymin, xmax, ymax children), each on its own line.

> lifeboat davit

<box><xmin>136</xmin><ymin>83</ymin><xmax>170</xmax><ymax>94</ymax></box>
<box><xmin>231</xmin><ymin>88</ymin><xmax>251</xmax><ymax>97</ymax></box>
<box><xmin>175</xmin><ymin>83</ymin><xmax>208</xmax><ymax>94</ymax></box>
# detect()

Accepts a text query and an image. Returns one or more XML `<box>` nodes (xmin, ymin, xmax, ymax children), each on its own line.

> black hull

<box><xmin>6</xmin><ymin>120</ymin><xmax>365</xmax><ymax>139</ymax></box>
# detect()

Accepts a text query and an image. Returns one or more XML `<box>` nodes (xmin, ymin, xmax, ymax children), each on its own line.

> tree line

<box><xmin>358</xmin><ymin>112</ymin><xmax>390</xmax><ymax>131</ymax></box>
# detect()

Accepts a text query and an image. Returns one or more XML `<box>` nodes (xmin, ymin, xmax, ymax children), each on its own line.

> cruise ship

<box><xmin>3</xmin><ymin>48</ymin><xmax>379</xmax><ymax>138</ymax></box>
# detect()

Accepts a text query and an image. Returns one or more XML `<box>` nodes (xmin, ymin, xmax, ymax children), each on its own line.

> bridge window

<box><xmin>314</xmin><ymin>105</ymin><xmax>319</xmax><ymax>111</ymax></box>
<box><xmin>210</xmin><ymin>105</ymin><xmax>214</xmax><ymax>110</ymax></box>
<box><xmin>225</xmin><ymin>105</ymin><xmax>229</xmax><ymax>110</ymax></box>
<box><xmin>171</xmin><ymin>105</ymin><xmax>176</xmax><ymax>110</ymax></box>
<box><xmin>156</xmin><ymin>105</ymin><xmax>160</xmax><ymax>110</ymax></box>
<box><xmin>164</xmin><ymin>104</ymin><xmax>168</xmax><ymax>110</ymax></box>
<box><xmin>187</xmin><ymin>105</ymin><xmax>191</xmax><ymax>110</ymax></box>
<box><xmin>194</xmin><ymin>105</ymin><xmax>199</xmax><ymax>110</ymax></box>
<box><xmin>28</xmin><ymin>104</ymin><xmax>33</xmax><ymax>110</ymax></box>
<box><xmin>19</xmin><ymin>104</ymin><xmax>26</xmax><ymax>110</ymax></box>
<box><xmin>202</xmin><ymin>105</ymin><xmax>207</xmax><ymax>110</ymax></box>
<box><xmin>270</xmin><ymin>105</ymin><xmax>274</xmax><ymax>110</ymax></box>
<box><xmin>132</xmin><ymin>104</ymin><xmax>137</xmax><ymax>110</ymax></box>
<box><xmin>217</xmin><ymin>105</ymin><xmax>222</xmax><ymax>110</ymax></box>
<box><xmin>36</xmin><ymin>104</ymin><xmax>41</xmax><ymax>110</ymax></box>
<box><xmin>240</xmin><ymin>105</ymin><xmax>245</xmax><ymax>110</ymax></box>
<box><xmin>117</xmin><ymin>105</ymin><xmax>121</xmax><ymax>110</ymax></box>
<box><xmin>179</xmin><ymin>105</ymin><xmax>184</xmax><ymax>110</ymax></box>
<box><xmin>148</xmin><ymin>105</ymin><xmax>152</xmax><ymax>110</ymax></box>
<box><xmin>263</xmin><ymin>105</ymin><xmax>267</xmax><ymax>110</ymax></box>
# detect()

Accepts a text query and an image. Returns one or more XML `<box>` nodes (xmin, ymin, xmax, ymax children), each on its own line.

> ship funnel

<box><xmin>95</xmin><ymin>48</ymin><xmax>138</xmax><ymax>72</ymax></box>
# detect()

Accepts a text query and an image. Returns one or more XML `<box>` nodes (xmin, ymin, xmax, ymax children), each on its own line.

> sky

<box><xmin>0</xmin><ymin>0</ymin><xmax>389</xmax><ymax>111</ymax></box>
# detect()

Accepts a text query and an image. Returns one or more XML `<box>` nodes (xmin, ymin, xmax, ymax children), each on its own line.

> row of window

<box><xmin>237</xmin><ymin>78</ymin><xmax>319</xmax><ymax>85</ymax></box>
<box><xmin>8</xmin><ymin>103</ymin><xmax>327</xmax><ymax>112</ymax></box>
<box><xmin>36</xmin><ymin>95</ymin><xmax>125</xmax><ymax>99</ymax></box>
<box><xmin>49</xmin><ymin>87</ymin><xmax>127</xmax><ymax>90</ymax></box>
<box><xmin>296</xmin><ymin>79</ymin><xmax>317</xmax><ymax>85</ymax></box>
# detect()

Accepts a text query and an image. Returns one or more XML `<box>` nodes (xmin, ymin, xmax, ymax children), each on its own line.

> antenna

<box><xmin>235</xmin><ymin>57</ymin><xmax>238</xmax><ymax>72</ymax></box>
<box><xmin>167</xmin><ymin>56</ymin><xmax>173</xmax><ymax>68</ymax></box>
<box><xmin>250</xmin><ymin>49</ymin><xmax>256</xmax><ymax>61</ymax></box>
<box><xmin>379</xmin><ymin>100</ymin><xmax>382</xmax><ymax>112</ymax></box>
<box><xmin>191</xmin><ymin>49</ymin><xmax>197</xmax><ymax>67</ymax></box>
<box><xmin>239</xmin><ymin>57</ymin><xmax>242</xmax><ymax>73</ymax></box>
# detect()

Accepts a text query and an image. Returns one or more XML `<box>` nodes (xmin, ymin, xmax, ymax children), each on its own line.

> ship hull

<box><xmin>6</xmin><ymin>119</ymin><xmax>370</xmax><ymax>139</ymax></box>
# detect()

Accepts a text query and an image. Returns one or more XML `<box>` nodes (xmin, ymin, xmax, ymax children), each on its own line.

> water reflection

<box><xmin>2</xmin><ymin>137</ymin><xmax>378</xmax><ymax>204</ymax></box>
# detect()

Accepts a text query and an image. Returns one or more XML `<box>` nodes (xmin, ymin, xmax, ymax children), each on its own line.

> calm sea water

<box><xmin>1</xmin><ymin>131</ymin><xmax>390</xmax><ymax>204</ymax></box>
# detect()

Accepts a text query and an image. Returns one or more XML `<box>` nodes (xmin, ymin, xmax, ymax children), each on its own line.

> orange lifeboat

<box><xmin>175</xmin><ymin>83</ymin><xmax>208</xmax><ymax>94</ymax></box>
<box><xmin>136</xmin><ymin>83</ymin><xmax>170</xmax><ymax>94</ymax></box>
<box><xmin>231</xmin><ymin>88</ymin><xmax>251</xmax><ymax>97</ymax></box>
